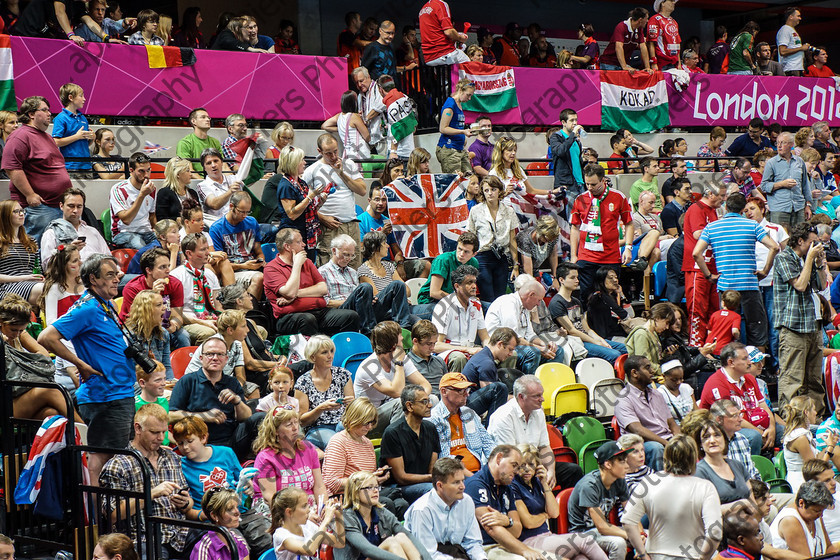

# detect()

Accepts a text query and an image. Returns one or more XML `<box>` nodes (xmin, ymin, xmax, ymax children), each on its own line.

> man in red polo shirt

<box><xmin>119</xmin><ymin>247</ymin><xmax>187</xmax><ymax>338</ymax></box>
<box><xmin>570</xmin><ymin>163</ymin><xmax>636</xmax><ymax>302</ymax></box>
<box><xmin>700</xmin><ymin>342</ymin><xmax>779</xmax><ymax>454</ymax></box>
<box><xmin>263</xmin><ymin>228</ymin><xmax>359</xmax><ymax>337</ymax></box>
<box><xmin>682</xmin><ymin>182</ymin><xmax>725</xmax><ymax>346</ymax></box>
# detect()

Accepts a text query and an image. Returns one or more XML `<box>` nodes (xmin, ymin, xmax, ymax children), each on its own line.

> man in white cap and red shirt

<box><xmin>429</xmin><ymin>372</ymin><xmax>497</xmax><ymax>477</ymax></box>
<box><xmin>647</xmin><ymin>0</ymin><xmax>681</xmax><ymax>71</ymax></box>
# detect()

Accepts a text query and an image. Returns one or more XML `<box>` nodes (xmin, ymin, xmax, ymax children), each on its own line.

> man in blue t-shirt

<box><xmin>209</xmin><ymin>191</ymin><xmax>266</xmax><ymax>301</ymax></box>
<box><xmin>462</xmin><ymin>327</ymin><xmax>518</xmax><ymax>391</ymax></box>
<box><xmin>464</xmin><ymin>444</ymin><xmax>546</xmax><ymax>558</ymax></box>
<box><xmin>39</xmin><ymin>254</ymin><xmax>137</xmax><ymax>484</ymax></box>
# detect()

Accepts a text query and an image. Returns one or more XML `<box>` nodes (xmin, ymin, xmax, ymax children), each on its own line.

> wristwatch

<box><xmin>393</xmin><ymin>360</ymin><xmax>404</xmax><ymax>367</ymax></box>
<box><xmin>507</xmin><ymin>516</ymin><xmax>514</xmax><ymax>528</ymax></box>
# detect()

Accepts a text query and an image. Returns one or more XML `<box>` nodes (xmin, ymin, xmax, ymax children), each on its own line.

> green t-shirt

<box><xmin>728</xmin><ymin>32</ymin><xmax>754</xmax><ymax>72</ymax></box>
<box><xmin>418</xmin><ymin>251</ymin><xmax>480</xmax><ymax>304</ymax></box>
<box><xmin>135</xmin><ymin>395</ymin><xmax>170</xmax><ymax>445</ymax></box>
<box><xmin>629</xmin><ymin>179</ymin><xmax>662</xmax><ymax>211</ymax></box>
<box><xmin>176</xmin><ymin>133</ymin><xmax>222</xmax><ymax>172</ymax></box>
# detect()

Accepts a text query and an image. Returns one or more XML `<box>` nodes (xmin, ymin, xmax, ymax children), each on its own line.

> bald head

<box><xmin>378</xmin><ymin>20</ymin><xmax>395</xmax><ymax>44</ymax></box>
<box><xmin>517</xmin><ymin>277</ymin><xmax>545</xmax><ymax>310</ymax></box>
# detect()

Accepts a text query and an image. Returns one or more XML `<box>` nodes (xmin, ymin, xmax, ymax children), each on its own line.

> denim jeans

<box><xmin>341</xmin><ymin>282</ymin><xmax>416</xmax><ymax>334</ymax></box>
<box><xmin>399</xmin><ymin>482</ymin><xmax>433</xmax><ymax>504</ymax></box>
<box><xmin>582</xmin><ymin>340</ymin><xmax>627</xmax><ymax>363</ymax></box>
<box><xmin>412</xmin><ymin>302</ymin><xmax>436</xmax><ymax>321</ymax></box>
<box><xmin>761</xmin><ymin>285</ymin><xmax>779</xmax><ymax>372</ymax></box>
<box><xmin>475</xmin><ymin>250</ymin><xmax>511</xmax><ymax>303</ymax></box>
<box><xmin>644</xmin><ymin>441</ymin><xmax>664</xmax><ymax>471</ymax></box>
<box><xmin>113</xmin><ymin>230</ymin><xmax>156</xmax><ymax>250</ymax></box>
<box><xmin>24</xmin><ymin>204</ymin><xmax>62</xmax><ymax>244</ymax></box>
<box><xmin>516</xmin><ymin>345</ymin><xmax>565</xmax><ymax>377</ymax></box>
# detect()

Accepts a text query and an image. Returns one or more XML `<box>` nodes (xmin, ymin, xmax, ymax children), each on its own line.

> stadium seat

<box><xmin>611</xmin><ymin>416</ymin><xmax>621</xmax><ymax>439</ymax></box>
<box><xmin>536</xmin><ymin>363</ymin><xmax>576</xmax><ymax>413</ymax></box>
<box><xmin>614</xmin><ymin>354</ymin><xmax>628</xmax><ymax>381</ymax></box>
<box><xmin>342</xmin><ymin>352</ymin><xmax>368</xmax><ymax>380</ymax></box>
<box><xmin>652</xmin><ymin>261</ymin><xmax>667</xmax><ymax>299</ymax></box>
<box><xmin>824</xmin><ymin>351</ymin><xmax>840</xmax><ymax>411</ymax></box>
<box><xmin>258</xmin><ymin>549</ymin><xmax>277</xmax><ymax>560</ymax></box>
<box><xmin>405</xmin><ymin>277</ymin><xmax>425</xmax><ymax>305</ymax></box>
<box><xmin>111</xmin><ymin>248</ymin><xmax>137</xmax><ymax>273</ymax></box>
<box><xmin>171</xmin><ymin>346</ymin><xmax>199</xmax><ymax>379</ymax></box>
<box><xmin>150</xmin><ymin>162</ymin><xmax>166</xmax><ymax>179</ymax></box>
<box><xmin>773</xmin><ymin>450</ymin><xmax>787</xmax><ymax>479</ymax></box>
<box><xmin>562</xmin><ymin>415</ymin><xmax>605</xmax><ymax>456</ymax></box>
<box><xmin>752</xmin><ymin>455</ymin><xmax>778</xmax><ymax>481</ymax></box>
<box><xmin>591</xmin><ymin>378</ymin><xmax>625</xmax><ymax>418</ymax></box>
<box><xmin>525</xmin><ymin>161</ymin><xmax>549</xmax><ymax>176</ymax></box>
<box><xmin>402</xmin><ymin>328</ymin><xmax>412</xmax><ymax>352</ymax></box>
<box><xmin>556</xmin><ymin>488</ymin><xmax>574</xmax><ymax>534</ymax></box>
<box><xmin>551</xmin><ymin>383</ymin><xmax>589</xmax><ymax>417</ymax></box>
<box><xmin>767</xmin><ymin>478</ymin><xmax>793</xmax><ymax>494</ymax></box>
<box><xmin>261</xmin><ymin>243</ymin><xmax>278</xmax><ymax>263</ymax></box>
<box><xmin>576</xmin><ymin>357</ymin><xmax>616</xmax><ymax>389</ymax></box>
<box><xmin>101</xmin><ymin>208</ymin><xmax>112</xmax><ymax>243</ymax></box>
<box><xmin>547</xmin><ymin>423</ymin><xmax>565</xmax><ymax>450</ymax></box>
<box><xmin>112</xmin><ymin>297</ymin><xmax>123</xmax><ymax>314</ymax></box>
<box><xmin>579</xmin><ymin>438</ymin><xmax>612</xmax><ymax>473</ymax></box>
<box><xmin>331</xmin><ymin>332</ymin><xmax>372</xmax><ymax>368</ymax></box>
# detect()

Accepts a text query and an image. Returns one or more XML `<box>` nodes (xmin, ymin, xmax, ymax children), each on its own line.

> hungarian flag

<box><xmin>600</xmin><ymin>70</ymin><xmax>669</xmax><ymax>133</ymax></box>
<box><xmin>0</xmin><ymin>35</ymin><xmax>16</xmax><ymax>111</ymax></box>
<box><xmin>145</xmin><ymin>45</ymin><xmax>196</xmax><ymax>69</ymax></box>
<box><xmin>383</xmin><ymin>89</ymin><xmax>417</xmax><ymax>143</ymax></box>
<box><xmin>458</xmin><ymin>61</ymin><xmax>518</xmax><ymax>113</ymax></box>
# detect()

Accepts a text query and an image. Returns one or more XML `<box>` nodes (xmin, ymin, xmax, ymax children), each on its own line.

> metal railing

<box><xmin>0</xmin><ymin>337</ymin><xmax>240</xmax><ymax>559</ymax></box>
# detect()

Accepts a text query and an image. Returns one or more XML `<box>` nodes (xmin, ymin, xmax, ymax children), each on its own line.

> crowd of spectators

<box><xmin>6</xmin><ymin>2</ymin><xmax>840</xmax><ymax>560</ymax></box>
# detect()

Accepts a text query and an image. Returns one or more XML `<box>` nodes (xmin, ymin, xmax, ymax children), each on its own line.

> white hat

<box><xmin>654</xmin><ymin>0</ymin><xmax>677</xmax><ymax>12</ymax></box>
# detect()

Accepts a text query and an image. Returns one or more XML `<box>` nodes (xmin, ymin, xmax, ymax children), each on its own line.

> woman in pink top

<box><xmin>252</xmin><ymin>407</ymin><xmax>326</xmax><ymax>517</ymax></box>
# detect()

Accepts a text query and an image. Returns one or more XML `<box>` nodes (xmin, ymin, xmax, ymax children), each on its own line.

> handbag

<box><xmin>5</xmin><ymin>344</ymin><xmax>56</xmax><ymax>398</ymax></box>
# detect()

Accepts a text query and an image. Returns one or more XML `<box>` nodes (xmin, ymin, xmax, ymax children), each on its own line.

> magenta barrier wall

<box><xmin>665</xmin><ymin>73</ymin><xmax>840</xmax><ymax>127</ymax></box>
<box><xmin>452</xmin><ymin>63</ymin><xmax>840</xmax><ymax>127</ymax></box>
<box><xmin>10</xmin><ymin>36</ymin><xmax>347</xmax><ymax>120</ymax></box>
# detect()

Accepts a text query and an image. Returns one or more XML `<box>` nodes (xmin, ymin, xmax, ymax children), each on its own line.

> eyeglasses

<box><xmin>445</xmin><ymin>387</ymin><xmax>469</xmax><ymax>394</ymax></box>
<box><xmin>202</xmin><ymin>352</ymin><xmax>227</xmax><ymax>358</ymax></box>
<box><xmin>232</xmin><ymin>206</ymin><xmax>250</xmax><ymax>214</ymax></box>
<box><xmin>11</xmin><ymin>208</ymin><xmax>24</xmax><ymax>215</ymax></box>
<box><xmin>36</xmin><ymin>107</ymin><xmax>51</xmax><ymax>113</ymax></box>
<box><xmin>360</xmin><ymin>485</ymin><xmax>381</xmax><ymax>492</ymax></box>
<box><xmin>413</xmin><ymin>398</ymin><xmax>431</xmax><ymax>406</ymax></box>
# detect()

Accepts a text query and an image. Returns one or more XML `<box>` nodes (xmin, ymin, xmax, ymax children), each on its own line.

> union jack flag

<box><xmin>384</xmin><ymin>174</ymin><xmax>470</xmax><ymax>259</ymax></box>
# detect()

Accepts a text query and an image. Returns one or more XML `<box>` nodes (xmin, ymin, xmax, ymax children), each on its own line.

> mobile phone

<box><xmin>255</xmin><ymin>258</ymin><xmax>264</xmax><ymax>263</ymax></box>
<box><xmin>334</xmin><ymin>397</ymin><xmax>344</xmax><ymax>405</ymax></box>
<box><xmin>77</xmin><ymin>236</ymin><xmax>86</xmax><ymax>242</ymax></box>
<box><xmin>178</xmin><ymin>485</ymin><xmax>190</xmax><ymax>493</ymax></box>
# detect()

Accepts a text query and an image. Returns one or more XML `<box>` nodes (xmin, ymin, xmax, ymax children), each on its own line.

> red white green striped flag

<box><xmin>0</xmin><ymin>35</ymin><xmax>17</xmax><ymax>112</ymax></box>
<box><xmin>600</xmin><ymin>70</ymin><xmax>669</xmax><ymax>133</ymax></box>
<box><xmin>458</xmin><ymin>61</ymin><xmax>518</xmax><ymax>113</ymax></box>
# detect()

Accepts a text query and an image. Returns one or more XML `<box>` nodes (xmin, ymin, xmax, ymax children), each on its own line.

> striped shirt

<box><xmin>321</xmin><ymin>429</ymin><xmax>377</xmax><ymax>495</ymax></box>
<box><xmin>109</xmin><ymin>179</ymin><xmax>155</xmax><ymax>236</ymax></box>
<box><xmin>699</xmin><ymin>213</ymin><xmax>767</xmax><ymax>291</ymax></box>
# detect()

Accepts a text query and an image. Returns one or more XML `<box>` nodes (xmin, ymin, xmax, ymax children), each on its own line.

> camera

<box><xmin>125</xmin><ymin>342</ymin><xmax>158</xmax><ymax>374</ymax></box>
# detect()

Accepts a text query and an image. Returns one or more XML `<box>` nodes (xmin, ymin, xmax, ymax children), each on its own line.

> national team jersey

<box><xmin>571</xmin><ymin>188</ymin><xmax>633</xmax><ymax>264</ymax></box>
<box><xmin>647</xmin><ymin>14</ymin><xmax>681</xmax><ymax>67</ymax></box>
<box><xmin>419</xmin><ymin>0</ymin><xmax>456</xmax><ymax>63</ymax></box>
<box><xmin>682</xmin><ymin>200</ymin><xmax>718</xmax><ymax>273</ymax></box>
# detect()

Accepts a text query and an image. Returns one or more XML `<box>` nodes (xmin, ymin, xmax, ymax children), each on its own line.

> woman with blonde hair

<box><xmin>91</xmin><ymin>128</ymin><xmax>124</xmax><ymax>180</ymax></box>
<box><xmin>489</xmin><ymin>136</ymin><xmax>542</xmax><ymax>201</ymax></box>
<box><xmin>294</xmin><ymin>334</ymin><xmax>354</xmax><ymax>449</ymax></box>
<box><xmin>323</xmin><ymin>398</ymin><xmax>392</xmax><ymax>495</ymax></box>
<box><xmin>405</xmin><ymin>147</ymin><xmax>431</xmax><ymax>176</ymax></box>
<box><xmin>0</xmin><ymin>109</ymin><xmax>17</xmax><ymax>178</ymax></box>
<box><xmin>157</xmin><ymin>13</ymin><xmax>172</xmax><ymax>45</ymax></box>
<box><xmin>272</xmin><ymin>146</ymin><xmax>325</xmax><ymax>261</ymax></box>
<box><xmin>511</xmin><ymin>443</ymin><xmax>608</xmax><ymax>560</ymax></box>
<box><xmin>436</xmin><ymin>78</ymin><xmax>476</xmax><ymax>174</ymax></box>
<box><xmin>516</xmin><ymin>215</ymin><xmax>560</xmax><ymax>290</ymax></box>
<box><xmin>465</xmin><ymin>43</ymin><xmax>484</xmax><ymax>62</ymax></box>
<box><xmin>267</xmin><ymin>121</ymin><xmax>295</xmax><ymax>159</ymax></box>
<box><xmin>339</xmin><ymin>471</ymin><xmax>427</xmax><ymax>560</ymax></box>
<box><xmin>125</xmin><ymin>289</ymin><xmax>173</xmax><ymax>379</ymax></box>
<box><xmin>0</xmin><ymin>200</ymin><xmax>43</xmax><ymax>309</ymax></box>
<box><xmin>253</xmin><ymin>407</ymin><xmax>326</xmax><ymax>511</ymax></box>
<box><xmin>156</xmin><ymin>156</ymin><xmax>198</xmax><ymax>222</ymax></box>
<box><xmin>783</xmin><ymin>395</ymin><xmax>840</xmax><ymax>493</ymax></box>
<box><xmin>794</xmin><ymin>126</ymin><xmax>815</xmax><ymax>156</ymax></box>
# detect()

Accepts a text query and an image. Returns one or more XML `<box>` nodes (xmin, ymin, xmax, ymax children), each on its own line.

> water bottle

<box><xmin>32</xmin><ymin>260</ymin><xmax>41</xmax><ymax>276</ymax></box>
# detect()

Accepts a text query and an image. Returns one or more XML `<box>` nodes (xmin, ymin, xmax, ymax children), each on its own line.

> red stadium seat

<box><xmin>171</xmin><ymin>346</ymin><xmax>199</xmax><ymax>379</ymax></box>
<box><xmin>111</xmin><ymin>248</ymin><xmax>137</xmax><ymax>273</ymax></box>
<box><xmin>526</xmin><ymin>161</ymin><xmax>549</xmax><ymax>176</ymax></box>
